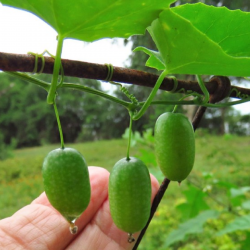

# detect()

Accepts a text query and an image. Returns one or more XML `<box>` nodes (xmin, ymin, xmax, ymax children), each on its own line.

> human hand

<box><xmin>0</xmin><ymin>167</ymin><xmax>159</xmax><ymax>250</ymax></box>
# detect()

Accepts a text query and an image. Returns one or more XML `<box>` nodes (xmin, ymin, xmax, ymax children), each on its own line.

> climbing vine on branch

<box><xmin>0</xmin><ymin>51</ymin><xmax>250</xmax><ymax>102</ymax></box>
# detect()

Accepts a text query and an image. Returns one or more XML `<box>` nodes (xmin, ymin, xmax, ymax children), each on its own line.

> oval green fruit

<box><xmin>154</xmin><ymin>112</ymin><xmax>195</xmax><ymax>182</ymax></box>
<box><xmin>42</xmin><ymin>147</ymin><xmax>91</xmax><ymax>222</ymax></box>
<box><xmin>109</xmin><ymin>157</ymin><xmax>151</xmax><ymax>234</ymax></box>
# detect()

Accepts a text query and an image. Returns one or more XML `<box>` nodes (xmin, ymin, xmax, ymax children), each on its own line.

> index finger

<box><xmin>0</xmin><ymin>167</ymin><xmax>110</xmax><ymax>250</ymax></box>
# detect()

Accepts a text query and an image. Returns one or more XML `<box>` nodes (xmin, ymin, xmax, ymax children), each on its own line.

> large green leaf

<box><xmin>242</xmin><ymin>200</ymin><xmax>250</xmax><ymax>210</ymax></box>
<box><xmin>1</xmin><ymin>0</ymin><xmax>175</xmax><ymax>41</ymax></box>
<box><xmin>229</xmin><ymin>186</ymin><xmax>250</xmax><ymax>206</ymax></box>
<box><xmin>216</xmin><ymin>214</ymin><xmax>250</xmax><ymax>236</ymax></box>
<box><xmin>176</xmin><ymin>184</ymin><xmax>209</xmax><ymax>220</ymax></box>
<box><xmin>133</xmin><ymin>46</ymin><xmax>165</xmax><ymax>70</ymax></box>
<box><xmin>242</xmin><ymin>232</ymin><xmax>250</xmax><ymax>249</ymax></box>
<box><xmin>164</xmin><ymin>210</ymin><xmax>219</xmax><ymax>247</ymax></box>
<box><xmin>173</xmin><ymin>3</ymin><xmax>250</xmax><ymax>58</ymax></box>
<box><xmin>139</xmin><ymin>3</ymin><xmax>250</xmax><ymax>76</ymax></box>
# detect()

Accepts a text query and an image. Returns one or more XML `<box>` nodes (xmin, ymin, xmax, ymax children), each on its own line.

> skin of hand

<box><xmin>0</xmin><ymin>167</ymin><xmax>159</xmax><ymax>250</ymax></box>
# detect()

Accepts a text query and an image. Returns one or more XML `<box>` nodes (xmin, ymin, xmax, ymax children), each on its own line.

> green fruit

<box><xmin>109</xmin><ymin>157</ymin><xmax>151</xmax><ymax>234</ymax></box>
<box><xmin>154</xmin><ymin>112</ymin><xmax>195</xmax><ymax>182</ymax></box>
<box><xmin>42</xmin><ymin>147</ymin><xmax>91</xmax><ymax>222</ymax></box>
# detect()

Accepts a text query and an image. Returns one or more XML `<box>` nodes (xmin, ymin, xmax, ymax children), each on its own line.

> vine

<box><xmin>1</xmin><ymin>51</ymin><xmax>250</xmax><ymax>100</ymax></box>
<box><xmin>53</xmin><ymin>100</ymin><xmax>65</xmax><ymax>149</ymax></box>
<box><xmin>47</xmin><ymin>35</ymin><xmax>64</xmax><ymax>104</ymax></box>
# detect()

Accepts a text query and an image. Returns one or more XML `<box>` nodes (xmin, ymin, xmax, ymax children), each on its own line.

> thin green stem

<box><xmin>196</xmin><ymin>75</ymin><xmax>210</xmax><ymax>104</ymax></box>
<box><xmin>132</xmin><ymin>69</ymin><xmax>168</xmax><ymax>120</ymax></box>
<box><xmin>152</xmin><ymin>98</ymin><xmax>250</xmax><ymax>108</ymax></box>
<box><xmin>47</xmin><ymin>35</ymin><xmax>64</xmax><ymax>104</ymax></box>
<box><xmin>5</xmin><ymin>72</ymin><xmax>131</xmax><ymax>109</ymax></box>
<box><xmin>53</xmin><ymin>101</ymin><xmax>65</xmax><ymax>149</ymax></box>
<box><xmin>172</xmin><ymin>105</ymin><xmax>178</xmax><ymax>113</ymax></box>
<box><xmin>62</xmin><ymin>83</ymin><xmax>132</xmax><ymax>109</ymax></box>
<box><xmin>126</xmin><ymin>113</ymin><xmax>133</xmax><ymax>160</ymax></box>
<box><xmin>146</xmin><ymin>100</ymin><xmax>196</xmax><ymax>106</ymax></box>
<box><xmin>202</xmin><ymin>98</ymin><xmax>250</xmax><ymax>108</ymax></box>
<box><xmin>5</xmin><ymin>72</ymin><xmax>50</xmax><ymax>91</ymax></box>
<box><xmin>6</xmin><ymin>70</ymin><xmax>250</xmax><ymax>110</ymax></box>
<box><xmin>172</xmin><ymin>92</ymin><xmax>201</xmax><ymax>113</ymax></box>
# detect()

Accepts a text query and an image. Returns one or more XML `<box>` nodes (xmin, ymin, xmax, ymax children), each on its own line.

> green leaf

<box><xmin>176</xmin><ymin>184</ymin><xmax>209</xmax><ymax>220</ymax></box>
<box><xmin>138</xmin><ymin>148</ymin><xmax>156</xmax><ymax>167</ymax></box>
<box><xmin>230</xmin><ymin>187</ymin><xmax>250</xmax><ymax>198</ymax></box>
<box><xmin>164</xmin><ymin>210</ymin><xmax>219</xmax><ymax>247</ymax></box>
<box><xmin>122</xmin><ymin>128</ymin><xmax>143</xmax><ymax>147</ymax></box>
<box><xmin>133</xmin><ymin>47</ymin><xmax>165</xmax><ymax>70</ymax></box>
<box><xmin>241</xmin><ymin>232</ymin><xmax>250</xmax><ymax>249</ymax></box>
<box><xmin>202</xmin><ymin>172</ymin><xmax>214</xmax><ymax>180</ymax></box>
<box><xmin>142</xmin><ymin>128</ymin><xmax>154</xmax><ymax>144</ymax></box>
<box><xmin>230</xmin><ymin>187</ymin><xmax>250</xmax><ymax>206</ymax></box>
<box><xmin>215</xmin><ymin>180</ymin><xmax>237</xmax><ymax>191</ymax></box>
<box><xmin>242</xmin><ymin>200</ymin><xmax>250</xmax><ymax>210</ymax></box>
<box><xmin>216</xmin><ymin>214</ymin><xmax>250</xmax><ymax>236</ymax></box>
<box><xmin>1</xmin><ymin>0</ymin><xmax>175</xmax><ymax>41</ymax></box>
<box><xmin>172</xmin><ymin>3</ymin><xmax>250</xmax><ymax>58</ymax></box>
<box><xmin>145</xmin><ymin>3</ymin><xmax>250</xmax><ymax>76</ymax></box>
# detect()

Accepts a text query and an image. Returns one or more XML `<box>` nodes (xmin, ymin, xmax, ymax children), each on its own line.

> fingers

<box><xmin>0</xmin><ymin>167</ymin><xmax>110</xmax><ymax>250</ymax></box>
<box><xmin>150</xmin><ymin>173</ymin><xmax>160</xmax><ymax>203</ymax></box>
<box><xmin>65</xmin><ymin>174</ymin><xmax>160</xmax><ymax>250</ymax></box>
<box><xmin>0</xmin><ymin>167</ymin><xmax>160</xmax><ymax>250</ymax></box>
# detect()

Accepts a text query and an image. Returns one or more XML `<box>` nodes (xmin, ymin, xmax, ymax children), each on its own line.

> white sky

<box><xmin>0</xmin><ymin>4</ymin><xmax>133</xmax><ymax>65</ymax></box>
<box><xmin>0</xmin><ymin>4</ymin><xmax>133</xmax><ymax>93</ymax></box>
<box><xmin>0</xmin><ymin>4</ymin><xmax>249</xmax><ymax>115</ymax></box>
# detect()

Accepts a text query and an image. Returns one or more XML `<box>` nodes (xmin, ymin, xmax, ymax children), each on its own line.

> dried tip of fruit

<box><xmin>178</xmin><ymin>181</ymin><xmax>182</xmax><ymax>186</ymax></box>
<box><xmin>128</xmin><ymin>233</ymin><xmax>135</xmax><ymax>243</ymax></box>
<box><xmin>69</xmin><ymin>220</ymin><xmax>78</xmax><ymax>234</ymax></box>
<box><xmin>69</xmin><ymin>225</ymin><xmax>78</xmax><ymax>234</ymax></box>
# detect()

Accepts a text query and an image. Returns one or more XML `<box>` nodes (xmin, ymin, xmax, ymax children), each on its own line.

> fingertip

<box><xmin>31</xmin><ymin>192</ymin><xmax>50</xmax><ymax>206</ymax></box>
<box><xmin>88</xmin><ymin>167</ymin><xmax>110</xmax><ymax>201</ymax></box>
<box><xmin>88</xmin><ymin>166</ymin><xmax>110</xmax><ymax>180</ymax></box>
<box><xmin>149</xmin><ymin>173</ymin><xmax>160</xmax><ymax>200</ymax></box>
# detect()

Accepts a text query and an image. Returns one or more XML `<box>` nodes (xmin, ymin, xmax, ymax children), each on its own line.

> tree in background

<box><xmin>0</xmin><ymin>72</ymin><xmax>126</xmax><ymax>147</ymax></box>
<box><xmin>1</xmin><ymin>0</ymin><xmax>250</xmax><ymax>151</ymax></box>
<box><xmin>125</xmin><ymin>0</ymin><xmax>250</xmax><ymax>134</ymax></box>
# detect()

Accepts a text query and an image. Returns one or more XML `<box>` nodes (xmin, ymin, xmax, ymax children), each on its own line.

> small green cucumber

<box><xmin>108</xmin><ymin>157</ymin><xmax>151</xmax><ymax>235</ymax></box>
<box><xmin>154</xmin><ymin>112</ymin><xmax>195</xmax><ymax>182</ymax></box>
<box><xmin>42</xmin><ymin>147</ymin><xmax>91</xmax><ymax>223</ymax></box>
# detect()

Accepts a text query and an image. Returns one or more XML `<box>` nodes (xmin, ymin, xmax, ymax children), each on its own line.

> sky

<box><xmin>0</xmin><ymin>4</ymin><xmax>249</xmax><ymax>115</ymax></box>
<box><xmin>0</xmin><ymin>4</ymin><xmax>133</xmax><ymax>92</ymax></box>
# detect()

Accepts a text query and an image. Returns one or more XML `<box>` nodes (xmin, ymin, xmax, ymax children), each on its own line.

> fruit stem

<box><xmin>47</xmin><ymin>34</ymin><xmax>64</xmax><ymax>104</ymax></box>
<box><xmin>128</xmin><ymin>233</ymin><xmax>135</xmax><ymax>243</ymax></box>
<box><xmin>53</xmin><ymin>101</ymin><xmax>65</xmax><ymax>149</ymax></box>
<box><xmin>172</xmin><ymin>92</ymin><xmax>200</xmax><ymax>113</ymax></box>
<box><xmin>126</xmin><ymin>113</ymin><xmax>133</xmax><ymax>160</ymax></box>
<box><xmin>172</xmin><ymin>105</ymin><xmax>178</xmax><ymax>113</ymax></box>
<box><xmin>69</xmin><ymin>221</ymin><xmax>78</xmax><ymax>234</ymax></box>
<box><xmin>196</xmin><ymin>75</ymin><xmax>209</xmax><ymax>104</ymax></box>
<box><xmin>132</xmin><ymin>69</ymin><xmax>168</xmax><ymax>120</ymax></box>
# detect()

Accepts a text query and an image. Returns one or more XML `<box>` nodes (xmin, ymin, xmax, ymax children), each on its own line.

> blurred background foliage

<box><xmin>1</xmin><ymin>69</ymin><xmax>249</xmax><ymax>152</ymax></box>
<box><xmin>1</xmin><ymin>131</ymin><xmax>250</xmax><ymax>249</ymax></box>
<box><xmin>0</xmin><ymin>0</ymin><xmax>250</xmax><ymax>152</ymax></box>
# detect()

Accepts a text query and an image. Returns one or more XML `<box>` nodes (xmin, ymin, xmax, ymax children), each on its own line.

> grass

<box><xmin>0</xmin><ymin>139</ymin><xmax>141</xmax><ymax>218</ymax></box>
<box><xmin>1</xmin><ymin>135</ymin><xmax>249</xmax><ymax>217</ymax></box>
<box><xmin>0</xmin><ymin>135</ymin><xmax>250</xmax><ymax>249</ymax></box>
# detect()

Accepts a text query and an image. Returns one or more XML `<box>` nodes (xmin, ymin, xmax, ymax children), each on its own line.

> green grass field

<box><xmin>0</xmin><ymin>139</ymin><xmax>143</xmax><ymax>218</ymax></box>
<box><xmin>0</xmin><ymin>135</ymin><xmax>250</xmax><ymax>249</ymax></box>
